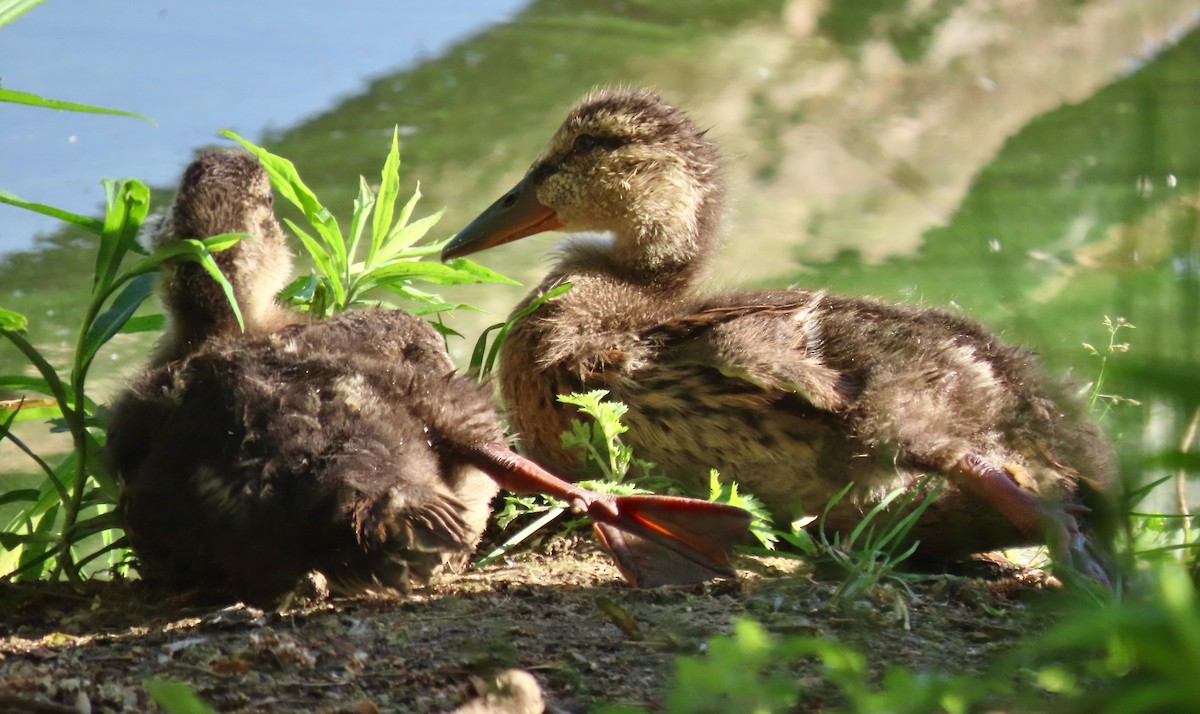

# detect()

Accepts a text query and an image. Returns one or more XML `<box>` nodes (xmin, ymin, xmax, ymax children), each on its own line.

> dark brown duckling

<box><xmin>106</xmin><ymin>150</ymin><xmax>750</xmax><ymax>604</ymax></box>
<box><xmin>442</xmin><ymin>88</ymin><xmax>1118</xmax><ymax>583</ymax></box>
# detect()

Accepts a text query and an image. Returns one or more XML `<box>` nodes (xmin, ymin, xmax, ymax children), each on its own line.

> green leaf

<box><xmin>376</xmin><ymin>209</ymin><xmax>445</xmax><ymax>262</ymax></box>
<box><xmin>370</xmin><ymin>127</ymin><xmax>403</xmax><ymax>267</ymax></box>
<box><xmin>283</xmin><ymin>219</ymin><xmax>345</xmax><ymax>310</ymax></box>
<box><xmin>120</xmin><ymin>313</ymin><xmax>165</xmax><ymax>334</ymax></box>
<box><xmin>0</xmin><ymin>307</ymin><xmax>28</xmax><ymax>332</ymax></box>
<box><xmin>71</xmin><ymin>510</ymin><xmax>122</xmax><ymax>540</ymax></box>
<box><xmin>394</xmin><ymin>181</ymin><xmax>422</xmax><ymax>236</ymax></box>
<box><xmin>221</xmin><ymin>130</ymin><xmax>346</xmax><ymax>276</ymax></box>
<box><xmin>0</xmin><ymin>375</ymin><xmax>56</xmax><ymax>395</ymax></box>
<box><xmin>94</xmin><ymin>179</ymin><xmax>151</xmax><ymax>292</ymax></box>
<box><xmin>346</xmin><ymin>176</ymin><xmax>376</xmax><ymax>270</ymax></box>
<box><xmin>0</xmin><ymin>0</ymin><xmax>45</xmax><ymax>28</ymax></box>
<box><xmin>0</xmin><ymin>87</ymin><xmax>153</xmax><ymax>123</ymax></box>
<box><xmin>480</xmin><ymin>283</ymin><xmax>571</xmax><ymax>375</ymax></box>
<box><xmin>0</xmin><ymin>190</ymin><xmax>105</xmax><ymax>236</ymax></box>
<box><xmin>122</xmin><ymin>237</ymin><xmax>244</xmax><ymax>332</ymax></box>
<box><xmin>367</xmin><ymin>258</ymin><xmax>520</xmax><ymax>287</ymax></box>
<box><xmin>0</xmin><ymin>489</ymin><xmax>39</xmax><ymax>508</ymax></box>
<box><xmin>147</xmin><ymin>680</ymin><xmax>218</xmax><ymax>714</ymax></box>
<box><xmin>82</xmin><ymin>273</ymin><xmax>156</xmax><ymax>367</ymax></box>
<box><xmin>0</xmin><ymin>398</ymin><xmax>62</xmax><ymax>424</ymax></box>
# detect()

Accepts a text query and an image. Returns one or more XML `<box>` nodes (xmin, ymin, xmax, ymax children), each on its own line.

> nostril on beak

<box><xmin>499</xmin><ymin>188</ymin><xmax>521</xmax><ymax>209</ymax></box>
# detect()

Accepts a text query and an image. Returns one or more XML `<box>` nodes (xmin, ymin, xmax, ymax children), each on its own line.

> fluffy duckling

<box><xmin>442</xmin><ymin>88</ymin><xmax>1117</xmax><ymax>582</ymax></box>
<box><xmin>106</xmin><ymin>150</ymin><xmax>749</xmax><ymax>604</ymax></box>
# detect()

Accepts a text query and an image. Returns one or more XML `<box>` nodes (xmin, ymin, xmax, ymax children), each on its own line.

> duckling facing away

<box><xmin>442</xmin><ymin>88</ymin><xmax>1118</xmax><ymax>583</ymax></box>
<box><xmin>106</xmin><ymin>150</ymin><xmax>750</xmax><ymax>604</ymax></box>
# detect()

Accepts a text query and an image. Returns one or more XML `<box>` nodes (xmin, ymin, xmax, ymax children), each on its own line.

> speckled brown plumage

<box><xmin>442</xmin><ymin>88</ymin><xmax>1117</xmax><ymax>581</ymax></box>
<box><xmin>107</xmin><ymin>150</ymin><xmax>750</xmax><ymax>603</ymax></box>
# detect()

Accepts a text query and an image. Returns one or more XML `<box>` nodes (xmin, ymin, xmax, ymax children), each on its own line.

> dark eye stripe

<box><xmin>572</xmin><ymin>133</ymin><xmax>625</xmax><ymax>153</ymax></box>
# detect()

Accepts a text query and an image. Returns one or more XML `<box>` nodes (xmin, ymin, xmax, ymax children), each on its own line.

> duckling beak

<box><xmin>442</xmin><ymin>175</ymin><xmax>563</xmax><ymax>261</ymax></box>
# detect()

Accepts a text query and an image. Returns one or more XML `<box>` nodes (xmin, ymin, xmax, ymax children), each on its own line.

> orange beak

<box><xmin>441</xmin><ymin>174</ymin><xmax>563</xmax><ymax>261</ymax></box>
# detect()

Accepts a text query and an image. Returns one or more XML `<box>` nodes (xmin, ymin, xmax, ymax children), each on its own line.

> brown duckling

<box><xmin>106</xmin><ymin>150</ymin><xmax>750</xmax><ymax>604</ymax></box>
<box><xmin>442</xmin><ymin>88</ymin><xmax>1117</xmax><ymax>583</ymax></box>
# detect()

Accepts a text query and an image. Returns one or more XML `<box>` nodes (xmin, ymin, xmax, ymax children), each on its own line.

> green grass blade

<box><xmin>482</xmin><ymin>283</ymin><xmax>572</xmax><ymax>374</ymax></box>
<box><xmin>394</xmin><ymin>181</ymin><xmax>421</xmax><ymax>235</ymax></box>
<box><xmin>474</xmin><ymin>507</ymin><xmax>566</xmax><ymax>570</ymax></box>
<box><xmin>0</xmin><ymin>0</ymin><xmax>44</xmax><ymax>27</ymax></box>
<box><xmin>369</xmin><ymin>127</ymin><xmax>402</xmax><ymax>267</ymax></box>
<box><xmin>0</xmin><ymin>190</ymin><xmax>105</xmax><ymax>236</ymax></box>
<box><xmin>346</xmin><ymin>176</ymin><xmax>376</xmax><ymax>269</ymax></box>
<box><xmin>0</xmin><ymin>87</ymin><xmax>153</xmax><ymax>123</ymax></box>
<box><xmin>94</xmin><ymin>179</ymin><xmax>151</xmax><ymax>292</ymax></box>
<box><xmin>469</xmin><ymin>323</ymin><xmax>505</xmax><ymax>374</ymax></box>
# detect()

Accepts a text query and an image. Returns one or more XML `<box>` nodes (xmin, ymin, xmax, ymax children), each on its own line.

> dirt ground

<box><xmin>0</xmin><ymin>535</ymin><xmax>1065</xmax><ymax>714</ymax></box>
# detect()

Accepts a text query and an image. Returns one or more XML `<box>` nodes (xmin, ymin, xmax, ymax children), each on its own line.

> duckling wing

<box><xmin>640</xmin><ymin>293</ymin><xmax>856</xmax><ymax>413</ymax></box>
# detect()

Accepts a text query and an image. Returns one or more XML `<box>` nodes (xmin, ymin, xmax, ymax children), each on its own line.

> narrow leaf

<box><xmin>283</xmin><ymin>219</ymin><xmax>346</xmax><ymax>308</ymax></box>
<box><xmin>0</xmin><ymin>375</ymin><xmax>55</xmax><ymax>395</ymax></box>
<box><xmin>95</xmin><ymin>179</ymin><xmax>151</xmax><ymax>292</ymax></box>
<box><xmin>366</xmin><ymin>259</ymin><xmax>518</xmax><ymax>286</ymax></box>
<box><xmin>81</xmin><ymin>273</ymin><xmax>156</xmax><ymax>365</ymax></box>
<box><xmin>0</xmin><ymin>398</ymin><xmax>61</xmax><ymax>424</ymax></box>
<box><xmin>0</xmin><ymin>0</ymin><xmax>45</xmax><ymax>28</ymax></box>
<box><xmin>120</xmin><ymin>313</ymin><xmax>165</xmax><ymax>334</ymax></box>
<box><xmin>369</xmin><ymin>127</ymin><xmax>402</xmax><ymax>267</ymax></box>
<box><xmin>0</xmin><ymin>190</ymin><xmax>105</xmax><ymax>235</ymax></box>
<box><xmin>220</xmin><ymin>130</ymin><xmax>346</xmax><ymax>275</ymax></box>
<box><xmin>0</xmin><ymin>489</ymin><xmax>39</xmax><ymax>508</ymax></box>
<box><xmin>394</xmin><ymin>181</ymin><xmax>421</xmax><ymax>234</ymax></box>
<box><xmin>346</xmin><ymin>176</ymin><xmax>376</xmax><ymax>269</ymax></box>
<box><xmin>377</xmin><ymin>209</ymin><xmax>444</xmax><ymax>261</ymax></box>
<box><xmin>0</xmin><ymin>87</ymin><xmax>153</xmax><ymax>123</ymax></box>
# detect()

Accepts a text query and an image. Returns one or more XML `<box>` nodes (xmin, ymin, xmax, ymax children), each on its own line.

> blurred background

<box><xmin>2</xmin><ymin>0</ymin><xmax>1198</xmax><ymax>510</ymax></box>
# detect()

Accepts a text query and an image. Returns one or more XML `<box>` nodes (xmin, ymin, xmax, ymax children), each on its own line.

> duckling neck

<box><xmin>606</xmin><ymin>182</ymin><xmax>723</xmax><ymax>286</ymax></box>
<box><xmin>154</xmin><ymin>263</ymin><xmax>299</xmax><ymax>364</ymax></box>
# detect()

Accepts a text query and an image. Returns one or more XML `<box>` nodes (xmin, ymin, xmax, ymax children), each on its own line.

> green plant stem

<box><xmin>53</xmin><ymin>272</ymin><xmax>126</xmax><ymax>583</ymax></box>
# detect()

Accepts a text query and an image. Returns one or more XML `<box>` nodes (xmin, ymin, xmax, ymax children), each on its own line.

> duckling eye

<box><xmin>573</xmin><ymin>134</ymin><xmax>599</xmax><ymax>152</ymax></box>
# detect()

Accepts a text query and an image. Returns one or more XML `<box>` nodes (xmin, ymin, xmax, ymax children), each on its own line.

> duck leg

<box><xmin>953</xmin><ymin>454</ymin><xmax>1111</xmax><ymax>587</ymax></box>
<box><xmin>467</xmin><ymin>443</ymin><xmax>751</xmax><ymax>587</ymax></box>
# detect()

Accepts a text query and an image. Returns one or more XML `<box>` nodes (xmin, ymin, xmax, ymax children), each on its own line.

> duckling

<box><xmin>442</xmin><ymin>88</ymin><xmax>1117</xmax><ymax>583</ymax></box>
<box><xmin>106</xmin><ymin>150</ymin><xmax>750</xmax><ymax>604</ymax></box>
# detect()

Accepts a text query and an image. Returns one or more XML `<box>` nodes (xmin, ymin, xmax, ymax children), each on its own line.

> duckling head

<box><xmin>147</xmin><ymin>150</ymin><xmax>295</xmax><ymax>361</ymax></box>
<box><xmin>444</xmin><ymin>88</ymin><xmax>724</xmax><ymax>280</ymax></box>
